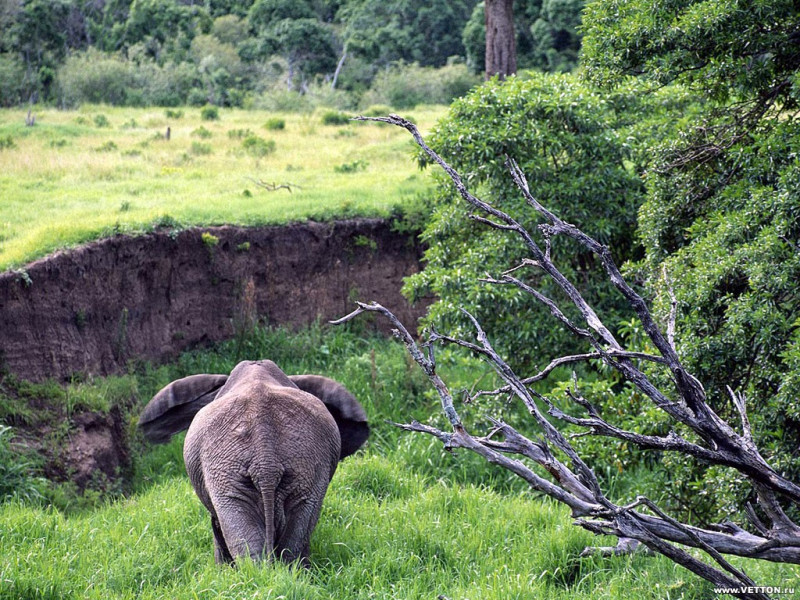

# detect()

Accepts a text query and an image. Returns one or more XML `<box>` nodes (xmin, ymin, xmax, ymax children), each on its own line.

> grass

<box><xmin>0</xmin><ymin>104</ymin><xmax>443</xmax><ymax>271</ymax></box>
<box><xmin>0</xmin><ymin>460</ymin><xmax>726</xmax><ymax>600</ymax></box>
<box><xmin>1</xmin><ymin>325</ymin><xmax>798</xmax><ymax>598</ymax></box>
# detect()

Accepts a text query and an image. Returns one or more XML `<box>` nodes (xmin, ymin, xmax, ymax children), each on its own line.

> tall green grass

<box><xmin>0</xmin><ymin>105</ymin><xmax>444</xmax><ymax>271</ymax></box>
<box><xmin>1</xmin><ymin>325</ymin><xmax>797</xmax><ymax>598</ymax></box>
<box><xmin>0</xmin><ymin>459</ymin><xmax>732</xmax><ymax>600</ymax></box>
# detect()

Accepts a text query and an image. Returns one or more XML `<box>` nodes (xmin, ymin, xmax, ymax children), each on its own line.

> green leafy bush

<box><xmin>201</xmin><ymin>232</ymin><xmax>219</xmax><ymax>247</ymax></box>
<box><xmin>57</xmin><ymin>50</ymin><xmax>136</xmax><ymax>106</ymax></box>
<box><xmin>191</xmin><ymin>126</ymin><xmax>212</xmax><ymax>139</ymax></box>
<box><xmin>94</xmin><ymin>141</ymin><xmax>117</xmax><ymax>152</ymax></box>
<box><xmin>321</xmin><ymin>110</ymin><xmax>351</xmax><ymax>125</ymax></box>
<box><xmin>264</xmin><ymin>117</ymin><xmax>286</xmax><ymax>131</ymax></box>
<box><xmin>57</xmin><ymin>50</ymin><xmax>197</xmax><ymax>107</ymax></box>
<box><xmin>334</xmin><ymin>159</ymin><xmax>368</xmax><ymax>173</ymax></box>
<box><xmin>241</xmin><ymin>135</ymin><xmax>275</xmax><ymax>157</ymax></box>
<box><xmin>405</xmin><ymin>73</ymin><xmax>677</xmax><ymax>368</ymax></box>
<box><xmin>577</xmin><ymin>0</ymin><xmax>800</xmax><ymax>524</ymax></box>
<box><xmin>363</xmin><ymin>61</ymin><xmax>480</xmax><ymax>109</ymax></box>
<box><xmin>200</xmin><ymin>105</ymin><xmax>219</xmax><ymax>121</ymax></box>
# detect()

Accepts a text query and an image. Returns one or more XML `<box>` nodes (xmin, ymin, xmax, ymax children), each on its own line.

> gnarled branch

<box><xmin>342</xmin><ymin>115</ymin><xmax>800</xmax><ymax>599</ymax></box>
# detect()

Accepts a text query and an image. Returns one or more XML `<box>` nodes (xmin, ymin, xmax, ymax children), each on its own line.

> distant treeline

<box><xmin>0</xmin><ymin>0</ymin><xmax>584</xmax><ymax>109</ymax></box>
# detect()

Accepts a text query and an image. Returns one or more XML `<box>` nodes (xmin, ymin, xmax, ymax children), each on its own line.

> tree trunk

<box><xmin>485</xmin><ymin>0</ymin><xmax>516</xmax><ymax>79</ymax></box>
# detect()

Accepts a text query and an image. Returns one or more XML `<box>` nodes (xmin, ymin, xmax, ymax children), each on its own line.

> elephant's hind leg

<box><xmin>211</xmin><ymin>514</ymin><xmax>234</xmax><ymax>564</ymax></box>
<box><xmin>187</xmin><ymin>463</ymin><xmax>233</xmax><ymax>564</ymax></box>
<box><xmin>209</xmin><ymin>481</ymin><xmax>273</xmax><ymax>563</ymax></box>
<box><xmin>274</xmin><ymin>478</ymin><xmax>329</xmax><ymax>566</ymax></box>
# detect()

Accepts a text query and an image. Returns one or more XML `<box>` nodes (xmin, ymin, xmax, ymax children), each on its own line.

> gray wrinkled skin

<box><xmin>139</xmin><ymin>360</ymin><xmax>369</xmax><ymax>565</ymax></box>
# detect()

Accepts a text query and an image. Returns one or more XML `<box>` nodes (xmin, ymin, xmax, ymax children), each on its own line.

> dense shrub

<box><xmin>57</xmin><ymin>50</ymin><xmax>136</xmax><ymax>106</ymax></box>
<box><xmin>333</xmin><ymin>159</ymin><xmax>367</xmax><ymax>173</ymax></box>
<box><xmin>264</xmin><ymin>117</ymin><xmax>285</xmax><ymax>130</ymax></box>
<box><xmin>576</xmin><ymin>0</ymin><xmax>800</xmax><ymax>523</ymax></box>
<box><xmin>621</xmin><ymin>118</ymin><xmax>800</xmax><ymax>522</ymax></box>
<box><xmin>191</xmin><ymin>126</ymin><xmax>213</xmax><ymax>138</ymax></box>
<box><xmin>200</xmin><ymin>105</ymin><xmax>220</xmax><ymax>120</ymax></box>
<box><xmin>241</xmin><ymin>135</ymin><xmax>275</xmax><ymax>157</ymax></box>
<box><xmin>56</xmin><ymin>50</ymin><xmax>198</xmax><ymax>107</ymax></box>
<box><xmin>321</xmin><ymin>110</ymin><xmax>350</xmax><ymax>125</ymax></box>
<box><xmin>404</xmin><ymin>73</ymin><xmax>686</xmax><ymax>367</ymax></box>
<box><xmin>363</xmin><ymin>61</ymin><xmax>480</xmax><ymax>109</ymax></box>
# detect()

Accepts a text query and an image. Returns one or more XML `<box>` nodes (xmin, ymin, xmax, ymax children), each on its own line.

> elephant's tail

<box><xmin>138</xmin><ymin>374</ymin><xmax>229</xmax><ymax>443</ymax></box>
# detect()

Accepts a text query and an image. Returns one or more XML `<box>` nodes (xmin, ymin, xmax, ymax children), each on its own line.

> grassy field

<box><xmin>0</xmin><ymin>104</ymin><xmax>444</xmax><ymax>271</ymax></box>
<box><xmin>1</xmin><ymin>326</ymin><xmax>798</xmax><ymax>599</ymax></box>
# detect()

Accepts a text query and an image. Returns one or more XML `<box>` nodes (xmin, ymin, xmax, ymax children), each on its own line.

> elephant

<box><xmin>138</xmin><ymin>360</ymin><xmax>369</xmax><ymax>565</ymax></box>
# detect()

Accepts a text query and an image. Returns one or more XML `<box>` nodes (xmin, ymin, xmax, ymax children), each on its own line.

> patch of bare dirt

<box><xmin>0</xmin><ymin>218</ymin><xmax>428</xmax><ymax>382</ymax></box>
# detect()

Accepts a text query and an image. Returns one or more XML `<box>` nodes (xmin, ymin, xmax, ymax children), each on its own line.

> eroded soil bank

<box><xmin>0</xmin><ymin>218</ymin><xmax>426</xmax><ymax>383</ymax></box>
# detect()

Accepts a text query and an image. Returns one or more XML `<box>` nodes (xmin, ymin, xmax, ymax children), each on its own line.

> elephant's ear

<box><xmin>138</xmin><ymin>374</ymin><xmax>228</xmax><ymax>444</ymax></box>
<box><xmin>289</xmin><ymin>375</ymin><xmax>370</xmax><ymax>460</ymax></box>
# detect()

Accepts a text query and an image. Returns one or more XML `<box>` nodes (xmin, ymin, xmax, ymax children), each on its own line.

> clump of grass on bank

<box><xmin>1</xmin><ymin>324</ymin><xmax>798</xmax><ymax>598</ymax></box>
<box><xmin>0</xmin><ymin>105</ymin><xmax>443</xmax><ymax>271</ymax></box>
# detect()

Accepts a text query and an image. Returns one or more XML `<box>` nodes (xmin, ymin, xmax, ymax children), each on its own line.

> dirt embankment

<box><xmin>0</xmin><ymin>218</ymin><xmax>427</xmax><ymax>383</ymax></box>
<box><xmin>0</xmin><ymin>219</ymin><xmax>427</xmax><ymax>493</ymax></box>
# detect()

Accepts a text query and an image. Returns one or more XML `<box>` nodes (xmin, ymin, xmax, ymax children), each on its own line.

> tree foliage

<box><xmin>339</xmin><ymin>0</ymin><xmax>477</xmax><ymax>70</ymax></box>
<box><xmin>582</xmin><ymin>0</ymin><xmax>800</xmax><ymax>102</ymax></box>
<box><xmin>404</xmin><ymin>73</ymin><xmax>679</xmax><ymax>367</ymax></box>
<box><xmin>406</xmin><ymin>0</ymin><xmax>800</xmax><ymax>526</ymax></box>
<box><xmin>574</xmin><ymin>0</ymin><xmax>800</xmax><ymax>521</ymax></box>
<box><xmin>0</xmin><ymin>0</ymin><xmax>593</xmax><ymax>107</ymax></box>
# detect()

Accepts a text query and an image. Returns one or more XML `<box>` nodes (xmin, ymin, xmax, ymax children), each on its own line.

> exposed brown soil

<box><xmin>0</xmin><ymin>218</ymin><xmax>427</xmax><ymax>383</ymax></box>
<box><xmin>0</xmin><ymin>218</ymin><xmax>427</xmax><ymax>492</ymax></box>
<box><xmin>61</xmin><ymin>408</ymin><xmax>130</xmax><ymax>490</ymax></box>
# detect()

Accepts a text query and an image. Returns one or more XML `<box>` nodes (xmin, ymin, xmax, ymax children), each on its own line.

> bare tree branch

<box><xmin>337</xmin><ymin>115</ymin><xmax>800</xmax><ymax>598</ymax></box>
<box><xmin>244</xmin><ymin>177</ymin><xmax>301</xmax><ymax>193</ymax></box>
<box><xmin>662</xmin><ymin>264</ymin><xmax>678</xmax><ymax>351</ymax></box>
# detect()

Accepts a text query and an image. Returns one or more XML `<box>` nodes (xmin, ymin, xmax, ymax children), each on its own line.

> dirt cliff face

<box><xmin>0</xmin><ymin>219</ymin><xmax>427</xmax><ymax>382</ymax></box>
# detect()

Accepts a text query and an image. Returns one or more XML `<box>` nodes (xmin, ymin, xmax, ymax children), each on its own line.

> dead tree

<box><xmin>333</xmin><ymin>115</ymin><xmax>800</xmax><ymax>599</ymax></box>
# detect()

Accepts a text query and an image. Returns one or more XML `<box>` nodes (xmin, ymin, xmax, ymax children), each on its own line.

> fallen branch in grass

<box><xmin>244</xmin><ymin>177</ymin><xmax>301</xmax><ymax>193</ymax></box>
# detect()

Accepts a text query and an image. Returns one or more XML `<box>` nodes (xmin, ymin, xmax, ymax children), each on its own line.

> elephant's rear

<box><xmin>183</xmin><ymin>382</ymin><xmax>341</xmax><ymax>563</ymax></box>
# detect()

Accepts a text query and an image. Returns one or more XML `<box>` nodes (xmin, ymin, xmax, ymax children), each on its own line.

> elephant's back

<box><xmin>251</xmin><ymin>385</ymin><xmax>341</xmax><ymax>470</ymax></box>
<box><xmin>185</xmin><ymin>382</ymin><xmax>340</xmax><ymax>478</ymax></box>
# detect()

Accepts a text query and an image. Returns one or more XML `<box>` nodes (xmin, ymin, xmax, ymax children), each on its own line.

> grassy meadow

<box><xmin>2</xmin><ymin>326</ymin><xmax>798</xmax><ymax>599</ymax></box>
<box><xmin>0</xmin><ymin>104</ymin><xmax>444</xmax><ymax>271</ymax></box>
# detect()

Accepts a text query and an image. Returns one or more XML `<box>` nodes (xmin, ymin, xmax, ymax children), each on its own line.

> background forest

<box><xmin>0</xmin><ymin>0</ymin><xmax>582</xmax><ymax>109</ymax></box>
